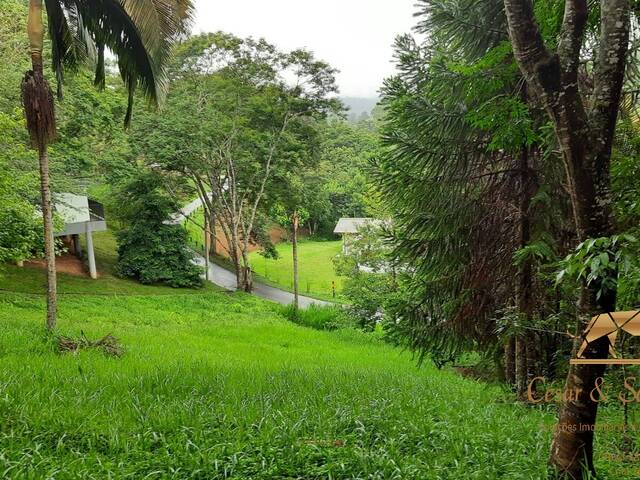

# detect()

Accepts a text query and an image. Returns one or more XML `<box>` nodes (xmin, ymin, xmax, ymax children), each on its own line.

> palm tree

<box><xmin>22</xmin><ymin>0</ymin><xmax>193</xmax><ymax>331</ymax></box>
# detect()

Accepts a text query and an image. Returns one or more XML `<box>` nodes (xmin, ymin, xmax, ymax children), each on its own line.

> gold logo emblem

<box><xmin>571</xmin><ymin>311</ymin><xmax>640</xmax><ymax>365</ymax></box>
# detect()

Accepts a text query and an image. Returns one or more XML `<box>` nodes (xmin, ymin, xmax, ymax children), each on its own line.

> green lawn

<box><xmin>0</xmin><ymin>231</ymin><xmax>216</xmax><ymax>297</ymax></box>
<box><xmin>0</xmin><ymin>235</ymin><xmax>633</xmax><ymax>478</ymax></box>
<box><xmin>0</xmin><ymin>293</ymin><xmax>557</xmax><ymax>478</ymax></box>
<box><xmin>249</xmin><ymin>240</ymin><xmax>346</xmax><ymax>301</ymax></box>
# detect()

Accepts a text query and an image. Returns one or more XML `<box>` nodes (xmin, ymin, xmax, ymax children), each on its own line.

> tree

<box><xmin>137</xmin><ymin>33</ymin><xmax>340</xmax><ymax>292</ymax></box>
<box><xmin>376</xmin><ymin>0</ymin><xmax>569</xmax><ymax>378</ymax></box>
<box><xmin>304</xmin><ymin>120</ymin><xmax>383</xmax><ymax>237</ymax></box>
<box><xmin>21</xmin><ymin>0</ymin><xmax>193</xmax><ymax>330</ymax></box>
<box><xmin>502</xmin><ymin>1</ymin><xmax>634</xmax><ymax>476</ymax></box>
<box><xmin>272</xmin><ymin>201</ymin><xmax>310</xmax><ymax>310</ymax></box>
<box><xmin>114</xmin><ymin>171</ymin><xmax>203</xmax><ymax>289</ymax></box>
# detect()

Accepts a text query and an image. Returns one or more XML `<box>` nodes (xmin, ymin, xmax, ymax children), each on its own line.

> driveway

<box><xmin>177</xmin><ymin>197</ymin><xmax>330</xmax><ymax>308</ymax></box>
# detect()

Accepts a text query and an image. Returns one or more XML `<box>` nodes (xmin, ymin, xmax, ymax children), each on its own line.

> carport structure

<box><xmin>54</xmin><ymin>193</ymin><xmax>107</xmax><ymax>279</ymax></box>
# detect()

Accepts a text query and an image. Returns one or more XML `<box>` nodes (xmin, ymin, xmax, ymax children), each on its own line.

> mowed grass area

<box><xmin>249</xmin><ymin>240</ymin><xmax>346</xmax><ymax>301</ymax></box>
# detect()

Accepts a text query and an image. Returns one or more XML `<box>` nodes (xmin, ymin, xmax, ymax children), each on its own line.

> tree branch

<box><xmin>503</xmin><ymin>0</ymin><xmax>554</xmax><ymax>79</ymax></box>
<box><xmin>590</xmin><ymin>0</ymin><xmax>630</xmax><ymax>151</ymax></box>
<box><xmin>557</xmin><ymin>0</ymin><xmax>588</xmax><ymax>83</ymax></box>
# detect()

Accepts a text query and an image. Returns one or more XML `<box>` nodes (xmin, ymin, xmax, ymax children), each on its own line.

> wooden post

<box><xmin>204</xmin><ymin>212</ymin><xmax>210</xmax><ymax>281</ymax></box>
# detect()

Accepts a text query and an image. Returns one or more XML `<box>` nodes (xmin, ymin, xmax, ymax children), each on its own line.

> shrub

<box><xmin>116</xmin><ymin>223</ymin><xmax>203</xmax><ymax>288</ymax></box>
<box><xmin>113</xmin><ymin>171</ymin><xmax>203</xmax><ymax>289</ymax></box>
<box><xmin>341</xmin><ymin>272</ymin><xmax>398</xmax><ymax>331</ymax></box>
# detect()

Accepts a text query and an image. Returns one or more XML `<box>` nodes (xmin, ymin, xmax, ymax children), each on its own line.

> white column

<box><xmin>86</xmin><ymin>223</ymin><xmax>97</xmax><ymax>279</ymax></box>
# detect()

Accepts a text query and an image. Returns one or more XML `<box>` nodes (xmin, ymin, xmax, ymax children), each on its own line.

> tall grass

<box><xmin>0</xmin><ymin>284</ymin><xmax>560</xmax><ymax>478</ymax></box>
<box><xmin>278</xmin><ymin>304</ymin><xmax>354</xmax><ymax>331</ymax></box>
<box><xmin>0</xmin><ymin>233</ymin><xmax>633</xmax><ymax>478</ymax></box>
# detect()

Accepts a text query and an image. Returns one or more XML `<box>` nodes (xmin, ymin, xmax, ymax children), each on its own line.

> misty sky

<box><xmin>193</xmin><ymin>0</ymin><xmax>417</xmax><ymax>98</ymax></box>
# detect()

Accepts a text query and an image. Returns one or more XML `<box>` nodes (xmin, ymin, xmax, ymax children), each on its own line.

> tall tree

<box><xmin>502</xmin><ymin>0</ymin><xmax>633</xmax><ymax>477</ymax></box>
<box><xmin>21</xmin><ymin>0</ymin><xmax>193</xmax><ymax>330</ymax></box>
<box><xmin>138</xmin><ymin>33</ymin><xmax>340</xmax><ymax>292</ymax></box>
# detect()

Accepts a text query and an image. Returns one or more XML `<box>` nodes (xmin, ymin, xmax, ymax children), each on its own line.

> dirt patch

<box><xmin>210</xmin><ymin>225</ymin><xmax>287</xmax><ymax>258</ymax></box>
<box><xmin>25</xmin><ymin>254</ymin><xmax>90</xmax><ymax>278</ymax></box>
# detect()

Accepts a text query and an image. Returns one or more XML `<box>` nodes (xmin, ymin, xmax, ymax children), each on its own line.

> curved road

<box><xmin>173</xmin><ymin>197</ymin><xmax>330</xmax><ymax>308</ymax></box>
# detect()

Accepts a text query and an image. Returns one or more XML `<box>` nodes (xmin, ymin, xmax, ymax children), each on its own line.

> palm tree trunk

<box><xmin>38</xmin><ymin>145</ymin><xmax>57</xmax><ymax>330</ymax></box>
<box><xmin>26</xmin><ymin>0</ymin><xmax>57</xmax><ymax>330</ymax></box>
<box><xmin>292</xmin><ymin>212</ymin><xmax>300</xmax><ymax>310</ymax></box>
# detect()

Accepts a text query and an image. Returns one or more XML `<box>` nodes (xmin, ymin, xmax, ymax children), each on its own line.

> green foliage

<box><xmin>556</xmin><ymin>234</ymin><xmax>639</xmax><ymax>301</ymax></box>
<box><xmin>0</xmin><ymin>109</ymin><xmax>43</xmax><ymax>265</ymax></box>
<box><xmin>115</xmin><ymin>223</ymin><xmax>203</xmax><ymax>288</ymax></box>
<box><xmin>341</xmin><ymin>272</ymin><xmax>399</xmax><ymax>331</ymax></box>
<box><xmin>0</xmin><ymin>202</ymin><xmax>43</xmax><ymax>265</ymax></box>
<box><xmin>278</xmin><ymin>304</ymin><xmax>354</xmax><ymax>331</ymax></box>
<box><xmin>41</xmin><ymin>0</ymin><xmax>194</xmax><ymax>125</ymax></box>
<box><xmin>308</xmin><ymin>120</ymin><xmax>385</xmax><ymax>235</ymax></box>
<box><xmin>114</xmin><ymin>172</ymin><xmax>203</xmax><ymax>288</ymax></box>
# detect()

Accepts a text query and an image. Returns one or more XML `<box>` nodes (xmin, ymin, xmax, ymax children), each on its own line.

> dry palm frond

<box><xmin>58</xmin><ymin>331</ymin><xmax>124</xmax><ymax>357</ymax></box>
<box><xmin>21</xmin><ymin>70</ymin><xmax>56</xmax><ymax>150</ymax></box>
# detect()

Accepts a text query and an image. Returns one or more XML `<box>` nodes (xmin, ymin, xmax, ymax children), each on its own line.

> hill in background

<box><xmin>341</xmin><ymin>96</ymin><xmax>380</xmax><ymax>123</ymax></box>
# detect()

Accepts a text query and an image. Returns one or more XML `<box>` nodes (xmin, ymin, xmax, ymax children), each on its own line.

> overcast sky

<box><xmin>193</xmin><ymin>0</ymin><xmax>417</xmax><ymax>98</ymax></box>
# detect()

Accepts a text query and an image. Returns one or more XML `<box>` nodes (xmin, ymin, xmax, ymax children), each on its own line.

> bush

<box><xmin>279</xmin><ymin>304</ymin><xmax>355</xmax><ymax>331</ymax></box>
<box><xmin>115</xmin><ymin>223</ymin><xmax>203</xmax><ymax>288</ymax></box>
<box><xmin>113</xmin><ymin>171</ymin><xmax>203</xmax><ymax>289</ymax></box>
<box><xmin>341</xmin><ymin>272</ymin><xmax>398</xmax><ymax>331</ymax></box>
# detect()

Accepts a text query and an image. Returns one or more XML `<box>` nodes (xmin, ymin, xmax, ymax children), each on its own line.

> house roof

<box><xmin>333</xmin><ymin>218</ymin><xmax>379</xmax><ymax>234</ymax></box>
<box><xmin>54</xmin><ymin>193</ymin><xmax>107</xmax><ymax>237</ymax></box>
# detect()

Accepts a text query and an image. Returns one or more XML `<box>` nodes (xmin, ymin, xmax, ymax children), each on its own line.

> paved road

<box><xmin>167</xmin><ymin>195</ymin><xmax>211</xmax><ymax>225</ymax></box>
<box><xmin>176</xmin><ymin>197</ymin><xmax>330</xmax><ymax>308</ymax></box>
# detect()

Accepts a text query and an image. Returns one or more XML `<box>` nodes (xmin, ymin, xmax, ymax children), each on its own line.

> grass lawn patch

<box><xmin>249</xmin><ymin>240</ymin><xmax>346</xmax><ymax>301</ymax></box>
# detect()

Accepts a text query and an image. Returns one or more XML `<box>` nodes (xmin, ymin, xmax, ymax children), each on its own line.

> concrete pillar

<box><xmin>85</xmin><ymin>224</ymin><xmax>97</xmax><ymax>279</ymax></box>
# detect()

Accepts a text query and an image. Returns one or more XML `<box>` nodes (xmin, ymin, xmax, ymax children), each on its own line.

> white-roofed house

<box><xmin>333</xmin><ymin>218</ymin><xmax>379</xmax><ymax>254</ymax></box>
<box><xmin>54</xmin><ymin>193</ymin><xmax>108</xmax><ymax>279</ymax></box>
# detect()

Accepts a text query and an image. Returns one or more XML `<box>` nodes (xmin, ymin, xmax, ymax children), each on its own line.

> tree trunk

<box><xmin>515</xmin><ymin>336</ymin><xmax>527</xmax><ymax>398</ymax></box>
<box><xmin>516</xmin><ymin>143</ymin><xmax>535</xmax><ymax>399</ymax></box>
<box><xmin>203</xmin><ymin>211</ymin><xmax>210</xmax><ymax>281</ymax></box>
<box><xmin>209</xmin><ymin>209</ymin><xmax>217</xmax><ymax>257</ymax></box>
<box><xmin>505</xmin><ymin>337</ymin><xmax>516</xmax><ymax>387</ymax></box>
<box><xmin>550</xmin><ymin>288</ymin><xmax>616</xmax><ymax>478</ymax></box>
<box><xmin>292</xmin><ymin>211</ymin><xmax>300</xmax><ymax>310</ymax></box>
<box><xmin>502</xmin><ymin>1</ymin><xmax>630</xmax><ymax>476</ymax></box>
<box><xmin>26</xmin><ymin>0</ymin><xmax>57</xmax><ymax>331</ymax></box>
<box><xmin>38</xmin><ymin>146</ymin><xmax>57</xmax><ymax>330</ymax></box>
<box><xmin>240</xmin><ymin>248</ymin><xmax>252</xmax><ymax>293</ymax></box>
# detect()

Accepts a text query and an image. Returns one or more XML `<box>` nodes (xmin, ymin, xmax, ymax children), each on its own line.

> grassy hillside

<box><xmin>0</xmin><ymin>232</ymin><xmax>215</xmax><ymax>296</ymax></box>
<box><xmin>0</xmin><ymin>288</ymin><xmax>556</xmax><ymax>478</ymax></box>
<box><xmin>0</xmin><ymin>236</ymin><xmax>631</xmax><ymax>478</ymax></box>
<box><xmin>249</xmin><ymin>240</ymin><xmax>346</xmax><ymax>301</ymax></box>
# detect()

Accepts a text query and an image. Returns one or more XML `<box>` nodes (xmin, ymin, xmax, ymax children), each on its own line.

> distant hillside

<box><xmin>341</xmin><ymin>96</ymin><xmax>380</xmax><ymax>120</ymax></box>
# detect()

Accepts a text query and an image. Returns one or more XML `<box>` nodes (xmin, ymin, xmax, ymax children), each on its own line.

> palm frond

<box><xmin>46</xmin><ymin>0</ymin><xmax>193</xmax><ymax>125</ymax></box>
<box><xmin>44</xmin><ymin>0</ymin><xmax>90</xmax><ymax>98</ymax></box>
